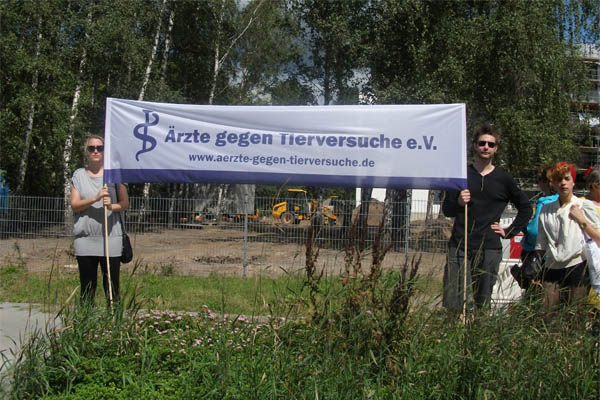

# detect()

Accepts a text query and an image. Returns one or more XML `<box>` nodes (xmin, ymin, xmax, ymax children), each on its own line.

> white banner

<box><xmin>104</xmin><ymin>98</ymin><xmax>467</xmax><ymax>190</ymax></box>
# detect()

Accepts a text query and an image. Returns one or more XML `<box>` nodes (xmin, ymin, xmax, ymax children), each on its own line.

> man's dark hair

<box><xmin>473</xmin><ymin>124</ymin><xmax>500</xmax><ymax>144</ymax></box>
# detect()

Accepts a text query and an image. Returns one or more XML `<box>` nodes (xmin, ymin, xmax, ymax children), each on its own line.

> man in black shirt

<box><xmin>442</xmin><ymin>124</ymin><xmax>531</xmax><ymax>314</ymax></box>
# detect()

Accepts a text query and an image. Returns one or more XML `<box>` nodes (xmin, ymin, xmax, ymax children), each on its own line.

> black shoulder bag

<box><xmin>114</xmin><ymin>184</ymin><xmax>133</xmax><ymax>263</ymax></box>
<box><xmin>521</xmin><ymin>251</ymin><xmax>543</xmax><ymax>281</ymax></box>
<box><xmin>511</xmin><ymin>251</ymin><xmax>543</xmax><ymax>289</ymax></box>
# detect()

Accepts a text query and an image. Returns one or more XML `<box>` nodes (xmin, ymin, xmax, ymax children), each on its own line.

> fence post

<box><xmin>243</xmin><ymin>192</ymin><xmax>248</xmax><ymax>278</ymax></box>
<box><xmin>404</xmin><ymin>190</ymin><xmax>412</xmax><ymax>264</ymax></box>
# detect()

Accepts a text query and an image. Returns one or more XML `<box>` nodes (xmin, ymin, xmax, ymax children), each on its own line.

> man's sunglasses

<box><xmin>477</xmin><ymin>140</ymin><xmax>496</xmax><ymax>148</ymax></box>
<box><xmin>87</xmin><ymin>145</ymin><xmax>104</xmax><ymax>153</ymax></box>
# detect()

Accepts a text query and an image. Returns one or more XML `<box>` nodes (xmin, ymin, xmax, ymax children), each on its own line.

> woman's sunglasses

<box><xmin>477</xmin><ymin>140</ymin><xmax>496</xmax><ymax>148</ymax></box>
<box><xmin>87</xmin><ymin>145</ymin><xmax>104</xmax><ymax>153</ymax></box>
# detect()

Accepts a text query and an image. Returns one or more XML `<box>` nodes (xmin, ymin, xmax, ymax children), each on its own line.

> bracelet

<box><xmin>580</xmin><ymin>222</ymin><xmax>587</xmax><ymax>229</ymax></box>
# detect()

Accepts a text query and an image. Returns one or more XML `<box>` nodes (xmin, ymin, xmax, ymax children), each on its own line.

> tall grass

<box><xmin>0</xmin><ymin>266</ymin><xmax>316</xmax><ymax>316</ymax></box>
<box><xmin>2</xmin><ymin>219</ymin><xmax>599</xmax><ymax>399</ymax></box>
<box><xmin>3</xmin><ymin>296</ymin><xmax>597</xmax><ymax>399</ymax></box>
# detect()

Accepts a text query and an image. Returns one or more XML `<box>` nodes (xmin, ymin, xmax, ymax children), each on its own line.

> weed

<box><xmin>303</xmin><ymin>221</ymin><xmax>324</xmax><ymax>320</ymax></box>
<box><xmin>66</xmin><ymin>241</ymin><xmax>75</xmax><ymax>258</ymax></box>
<box><xmin>0</xmin><ymin>265</ymin><xmax>21</xmax><ymax>275</ymax></box>
<box><xmin>11</xmin><ymin>241</ymin><xmax>25</xmax><ymax>268</ymax></box>
<box><xmin>295</xmin><ymin>202</ymin><xmax>425</xmax><ymax>380</ymax></box>
<box><xmin>159</xmin><ymin>263</ymin><xmax>176</xmax><ymax>277</ymax></box>
<box><xmin>128</xmin><ymin>257</ymin><xmax>144</xmax><ymax>276</ymax></box>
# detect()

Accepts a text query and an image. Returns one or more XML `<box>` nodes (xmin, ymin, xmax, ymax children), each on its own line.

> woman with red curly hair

<box><xmin>536</xmin><ymin>162</ymin><xmax>600</xmax><ymax>318</ymax></box>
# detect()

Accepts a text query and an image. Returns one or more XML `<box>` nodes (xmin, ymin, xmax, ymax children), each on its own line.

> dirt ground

<box><xmin>0</xmin><ymin>224</ymin><xmax>447</xmax><ymax>280</ymax></box>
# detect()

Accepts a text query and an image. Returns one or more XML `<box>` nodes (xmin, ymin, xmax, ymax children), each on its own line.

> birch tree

<box><xmin>0</xmin><ymin>0</ymin><xmax>67</xmax><ymax>196</ymax></box>
<box><xmin>139</xmin><ymin>0</ymin><xmax>169</xmax><ymax>218</ymax></box>
<box><xmin>61</xmin><ymin>5</ymin><xmax>94</xmax><ymax>232</ymax></box>
<box><xmin>289</xmin><ymin>0</ymin><xmax>371</xmax><ymax>242</ymax></box>
<box><xmin>15</xmin><ymin>16</ymin><xmax>42</xmax><ymax>194</ymax></box>
<box><xmin>205</xmin><ymin>0</ymin><xmax>266</xmax><ymax>220</ymax></box>
<box><xmin>159</xmin><ymin>7</ymin><xmax>183</xmax><ymax>227</ymax></box>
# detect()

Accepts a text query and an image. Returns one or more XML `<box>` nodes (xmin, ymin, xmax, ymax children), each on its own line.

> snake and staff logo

<box><xmin>133</xmin><ymin>109</ymin><xmax>159</xmax><ymax>161</ymax></box>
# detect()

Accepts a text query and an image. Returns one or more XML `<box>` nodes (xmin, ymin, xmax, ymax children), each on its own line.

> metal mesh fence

<box><xmin>0</xmin><ymin>196</ymin><xmax>69</xmax><ymax>238</ymax></box>
<box><xmin>0</xmin><ymin>195</ymin><xmax>453</xmax><ymax>243</ymax></box>
<box><xmin>0</xmin><ymin>194</ymin><xmax>455</xmax><ymax>274</ymax></box>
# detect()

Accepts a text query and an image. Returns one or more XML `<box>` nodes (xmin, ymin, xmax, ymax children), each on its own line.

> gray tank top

<box><xmin>71</xmin><ymin>168</ymin><xmax>123</xmax><ymax>257</ymax></box>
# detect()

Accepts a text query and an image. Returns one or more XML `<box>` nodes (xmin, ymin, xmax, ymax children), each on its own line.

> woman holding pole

<box><xmin>70</xmin><ymin>135</ymin><xmax>129</xmax><ymax>306</ymax></box>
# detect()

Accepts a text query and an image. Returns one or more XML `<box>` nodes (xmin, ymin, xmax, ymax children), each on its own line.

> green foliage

<box><xmin>2</xmin><ymin>220</ymin><xmax>598</xmax><ymax>399</ymax></box>
<box><xmin>4</xmin><ymin>298</ymin><xmax>598</xmax><ymax>399</ymax></box>
<box><xmin>0</xmin><ymin>265</ymin><xmax>20</xmax><ymax>274</ymax></box>
<box><xmin>289</xmin><ymin>0</ymin><xmax>371</xmax><ymax>105</ymax></box>
<box><xmin>0</xmin><ymin>0</ymin><xmax>598</xmax><ymax>194</ymax></box>
<box><xmin>158</xmin><ymin>263</ymin><xmax>176</xmax><ymax>277</ymax></box>
<box><xmin>368</xmin><ymin>0</ymin><xmax>596</xmax><ymax>175</ymax></box>
<box><xmin>0</xmin><ymin>268</ymin><xmax>316</xmax><ymax>316</ymax></box>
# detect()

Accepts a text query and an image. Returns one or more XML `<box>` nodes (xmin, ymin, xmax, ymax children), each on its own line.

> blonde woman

<box><xmin>70</xmin><ymin>135</ymin><xmax>129</xmax><ymax>305</ymax></box>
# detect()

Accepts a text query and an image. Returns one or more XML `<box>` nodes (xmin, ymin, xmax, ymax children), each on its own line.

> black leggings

<box><xmin>76</xmin><ymin>256</ymin><xmax>120</xmax><ymax>306</ymax></box>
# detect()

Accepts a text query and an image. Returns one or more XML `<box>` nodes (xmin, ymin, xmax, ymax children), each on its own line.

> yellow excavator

<box><xmin>272</xmin><ymin>189</ymin><xmax>338</xmax><ymax>225</ymax></box>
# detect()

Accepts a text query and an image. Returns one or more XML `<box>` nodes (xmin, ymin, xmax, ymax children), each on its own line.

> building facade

<box><xmin>575</xmin><ymin>44</ymin><xmax>600</xmax><ymax>169</ymax></box>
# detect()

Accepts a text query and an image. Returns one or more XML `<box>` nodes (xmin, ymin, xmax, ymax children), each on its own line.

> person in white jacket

<box><xmin>536</xmin><ymin>162</ymin><xmax>600</xmax><ymax>318</ymax></box>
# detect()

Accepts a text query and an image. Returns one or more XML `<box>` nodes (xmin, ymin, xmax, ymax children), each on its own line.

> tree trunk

<box><xmin>202</xmin><ymin>0</ymin><xmax>264</xmax><ymax>216</ymax></box>
<box><xmin>139</xmin><ymin>0</ymin><xmax>167</xmax><ymax>101</ymax></box>
<box><xmin>167</xmin><ymin>183</ymin><xmax>183</xmax><ymax>228</ymax></box>
<box><xmin>216</xmin><ymin>185</ymin><xmax>224</xmax><ymax>220</ymax></box>
<box><xmin>162</xmin><ymin>7</ymin><xmax>179</xmax><ymax>228</ymax></box>
<box><xmin>437</xmin><ymin>191</ymin><xmax>446</xmax><ymax>219</ymax></box>
<box><xmin>357</xmin><ymin>187</ymin><xmax>372</xmax><ymax>251</ymax></box>
<box><xmin>341</xmin><ymin>188</ymin><xmax>354</xmax><ymax>243</ymax></box>
<box><xmin>323</xmin><ymin>52</ymin><xmax>331</xmax><ymax>105</ymax></box>
<box><xmin>208</xmin><ymin>0</ymin><xmax>226</xmax><ymax>105</ymax></box>
<box><xmin>208</xmin><ymin>0</ymin><xmax>265</xmax><ymax>104</ymax></box>
<box><xmin>159</xmin><ymin>7</ymin><xmax>175</xmax><ymax>90</ymax></box>
<box><xmin>62</xmin><ymin>8</ymin><xmax>92</xmax><ymax>234</ymax></box>
<box><xmin>387</xmin><ymin>189</ymin><xmax>409</xmax><ymax>252</ymax></box>
<box><xmin>424</xmin><ymin>190</ymin><xmax>435</xmax><ymax>225</ymax></box>
<box><xmin>420</xmin><ymin>189</ymin><xmax>436</xmax><ymax>251</ymax></box>
<box><xmin>16</xmin><ymin>17</ymin><xmax>42</xmax><ymax>194</ymax></box>
<box><xmin>139</xmin><ymin>0</ymin><xmax>168</xmax><ymax>222</ymax></box>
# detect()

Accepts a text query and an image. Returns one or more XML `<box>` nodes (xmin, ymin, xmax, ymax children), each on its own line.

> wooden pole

<box><xmin>463</xmin><ymin>203</ymin><xmax>468</xmax><ymax>318</ymax></box>
<box><xmin>104</xmin><ymin>205</ymin><xmax>113</xmax><ymax>306</ymax></box>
